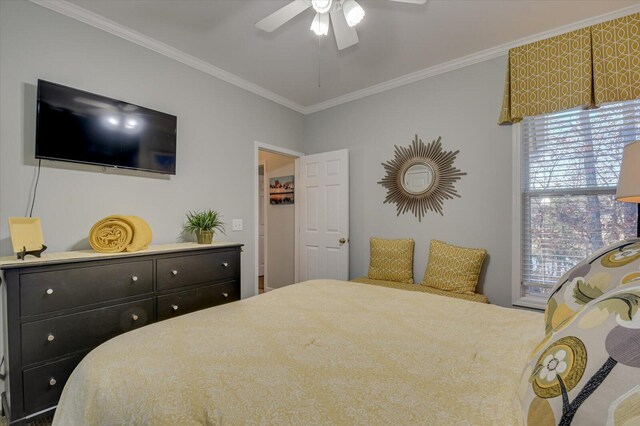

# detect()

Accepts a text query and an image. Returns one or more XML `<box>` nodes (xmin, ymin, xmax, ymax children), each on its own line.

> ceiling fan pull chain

<box><xmin>318</xmin><ymin>34</ymin><xmax>321</xmax><ymax>88</ymax></box>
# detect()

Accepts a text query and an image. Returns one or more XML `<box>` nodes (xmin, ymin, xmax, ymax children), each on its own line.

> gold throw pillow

<box><xmin>421</xmin><ymin>240</ymin><xmax>486</xmax><ymax>294</ymax></box>
<box><xmin>368</xmin><ymin>238</ymin><xmax>414</xmax><ymax>284</ymax></box>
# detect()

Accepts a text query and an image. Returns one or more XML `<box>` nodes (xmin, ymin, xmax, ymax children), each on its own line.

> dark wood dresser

<box><xmin>0</xmin><ymin>243</ymin><xmax>242</xmax><ymax>424</ymax></box>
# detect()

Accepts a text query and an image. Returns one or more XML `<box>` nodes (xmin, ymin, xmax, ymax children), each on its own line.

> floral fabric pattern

<box><xmin>532</xmin><ymin>337</ymin><xmax>587</xmax><ymax>399</ymax></box>
<box><xmin>523</xmin><ymin>240</ymin><xmax>640</xmax><ymax>425</ymax></box>
<box><xmin>544</xmin><ymin>239</ymin><xmax>640</xmax><ymax>335</ymax></box>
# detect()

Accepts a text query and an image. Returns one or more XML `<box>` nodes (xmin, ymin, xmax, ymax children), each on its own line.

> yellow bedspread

<box><xmin>351</xmin><ymin>276</ymin><xmax>490</xmax><ymax>303</ymax></box>
<box><xmin>53</xmin><ymin>279</ymin><xmax>544</xmax><ymax>425</ymax></box>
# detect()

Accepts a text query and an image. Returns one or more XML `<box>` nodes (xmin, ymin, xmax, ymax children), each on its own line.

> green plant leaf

<box><xmin>183</xmin><ymin>209</ymin><xmax>226</xmax><ymax>234</ymax></box>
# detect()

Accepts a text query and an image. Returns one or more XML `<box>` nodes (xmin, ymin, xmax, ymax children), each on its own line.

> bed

<box><xmin>52</xmin><ymin>279</ymin><xmax>544</xmax><ymax>425</ymax></box>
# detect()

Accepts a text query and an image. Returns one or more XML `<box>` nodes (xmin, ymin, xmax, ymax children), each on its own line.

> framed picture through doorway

<box><xmin>269</xmin><ymin>175</ymin><xmax>294</xmax><ymax>205</ymax></box>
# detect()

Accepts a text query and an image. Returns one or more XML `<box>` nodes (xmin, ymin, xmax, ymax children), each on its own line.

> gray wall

<box><xmin>303</xmin><ymin>57</ymin><xmax>514</xmax><ymax>307</ymax></box>
<box><xmin>1</xmin><ymin>0</ymin><xmax>516</xmax><ymax>309</ymax></box>
<box><xmin>0</xmin><ymin>0</ymin><xmax>304</xmax><ymax>301</ymax></box>
<box><xmin>259</xmin><ymin>151</ymin><xmax>296</xmax><ymax>289</ymax></box>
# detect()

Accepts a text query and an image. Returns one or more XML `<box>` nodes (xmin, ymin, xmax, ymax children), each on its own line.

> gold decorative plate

<box><xmin>8</xmin><ymin>217</ymin><xmax>45</xmax><ymax>253</ymax></box>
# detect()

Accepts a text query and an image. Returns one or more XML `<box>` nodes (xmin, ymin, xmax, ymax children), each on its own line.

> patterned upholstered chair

<box><xmin>520</xmin><ymin>238</ymin><xmax>640</xmax><ymax>425</ymax></box>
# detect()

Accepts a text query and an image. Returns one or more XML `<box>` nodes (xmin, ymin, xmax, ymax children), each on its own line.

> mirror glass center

<box><xmin>402</xmin><ymin>163</ymin><xmax>434</xmax><ymax>194</ymax></box>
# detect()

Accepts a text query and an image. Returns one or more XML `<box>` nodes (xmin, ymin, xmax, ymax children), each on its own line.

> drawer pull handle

<box><xmin>47</xmin><ymin>334</ymin><xmax>55</xmax><ymax>342</ymax></box>
<box><xmin>49</xmin><ymin>378</ymin><xmax>57</xmax><ymax>386</ymax></box>
<box><xmin>131</xmin><ymin>276</ymin><xmax>139</xmax><ymax>282</ymax></box>
<box><xmin>222</xmin><ymin>292</ymin><xmax>229</xmax><ymax>298</ymax></box>
<box><xmin>171</xmin><ymin>305</ymin><xmax>179</xmax><ymax>311</ymax></box>
<box><xmin>171</xmin><ymin>270</ymin><xmax>178</xmax><ymax>276</ymax></box>
<box><xmin>222</xmin><ymin>262</ymin><xmax>229</xmax><ymax>268</ymax></box>
<box><xmin>46</xmin><ymin>288</ymin><xmax>54</xmax><ymax>295</ymax></box>
<box><xmin>132</xmin><ymin>314</ymin><xmax>139</xmax><ymax>321</ymax></box>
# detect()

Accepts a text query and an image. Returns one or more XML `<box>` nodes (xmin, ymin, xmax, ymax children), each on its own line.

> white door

<box><xmin>298</xmin><ymin>149</ymin><xmax>349</xmax><ymax>281</ymax></box>
<box><xmin>258</xmin><ymin>163</ymin><xmax>266</xmax><ymax>277</ymax></box>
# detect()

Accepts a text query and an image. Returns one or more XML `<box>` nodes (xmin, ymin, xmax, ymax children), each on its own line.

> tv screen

<box><xmin>36</xmin><ymin>80</ymin><xmax>177</xmax><ymax>175</ymax></box>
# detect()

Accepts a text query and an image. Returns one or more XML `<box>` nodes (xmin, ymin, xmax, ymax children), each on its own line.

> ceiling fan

<box><xmin>255</xmin><ymin>0</ymin><xmax>428</xmax><ymax>50</ymax></box>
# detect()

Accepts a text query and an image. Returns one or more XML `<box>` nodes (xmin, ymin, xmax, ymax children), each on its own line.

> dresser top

<box><xmin>0</xmin><ymin>242</ymin><xmax>243</xmax><ymax>269</ymax></box>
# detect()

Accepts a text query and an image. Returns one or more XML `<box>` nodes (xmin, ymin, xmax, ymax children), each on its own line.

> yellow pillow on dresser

<box><xmin>368</xmin><ymin>237</ymin><xmax>415</xmax><ymax>284</ymax></box>
<box><xmin>421</xmin><ymin>239</ymin><xmax>486</xmax><ymax>294</ymax></box>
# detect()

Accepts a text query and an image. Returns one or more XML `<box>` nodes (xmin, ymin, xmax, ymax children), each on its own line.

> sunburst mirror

<box><xmin>378</xmin><ymin>134</ymin><xmax>466</xmax><ymax>221</ymax></box>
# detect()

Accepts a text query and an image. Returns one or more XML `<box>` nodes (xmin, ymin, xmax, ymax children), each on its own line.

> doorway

<box><xmin>254</xmin><ymin>143</ymin><xmax>350</xmax><ymax>297</ymax></box>
<box><xmin>254</xmin><ymin>142</ymin><xmax>303</xmax><ymax>296</ymax></box>
<box><xmin>258</xmin><ymin>161</ymin><xmax>266</xmax><ymax>292</ymax></box>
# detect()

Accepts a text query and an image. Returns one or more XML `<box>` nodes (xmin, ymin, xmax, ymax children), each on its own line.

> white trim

<box><xmin>264</xmin><ymin>286</ymin><xmax>275</xmax><ymax>292</ymax></box>
<box><xmin>263</xmin><ymin>160</ymin><xmax>269</xmax><ymax>291</ymax></box>
<box><xmin>253</xmin><ymin>142</ymin><xmax>304</xmax><ymax>297</ymax></box>
<box><xmin>294</xmin><ymin>157</ymin><xmax>300</xmax><ymax>284</ymax></box>
<box><xmin>511</xmin><ymin>124</ymin><xmax>546</xmax><ymax>312</ymax></box>
<box><xmin>513</xmin><ymin>296</ymin><xmax>547</xmax><ymax>311</ymax></box>
<box><xmin>512</xmin><ymin>122</ymin><xmax>549</xmax><ymax>312</ymax></box>
<box><xmin>305</xmin><ymin>4</ymin><xmax>640</xmax><ymax>113</ymax></box>
<box><xmin>303</xmin><ymin>48</ymin><xmax>507</xmax><ymax>113</ymax></box>
<box><xmin>258</xmin><ymin>160</ymin><xmax>267</xmax><ymax>281</ymax></box>
<box><xmin>256</xmin><ymin>142</ymin><xmax>304</xmax><ymax>159</ymax></box>
<box><xmin>29</xmin><ymin>1</ymin><xmax>640</xmax><ymax>115</ymax></box>
<box><xmin>29</xmin><ymin>0</ymin><xmax>306</xmax><ymax>114</ymax></box>
<box><xmin>254</xmin><ymin>145</ymin><xmax>261</xmax><ymax>298</ymax></box>
<box><xmin>511</xmin><ymin>123</ymin><xmax>522</xmax><ymax>307</ymax></box>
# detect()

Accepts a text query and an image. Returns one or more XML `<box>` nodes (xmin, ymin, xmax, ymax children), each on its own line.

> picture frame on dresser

<box><xmin>0</xmin><ymin>242</ymin><xmax>242</xmax><ymax>425</ymax></box>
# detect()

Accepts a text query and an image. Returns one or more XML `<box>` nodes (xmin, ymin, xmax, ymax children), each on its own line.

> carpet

<box><xmin>0</xmin><ymin>415</ymin><xmax>53</xmax><ymax>425</ymax></box>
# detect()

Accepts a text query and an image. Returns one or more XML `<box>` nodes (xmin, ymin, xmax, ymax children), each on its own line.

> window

<box><xmin>515</xmin><ymin>99</ymin><xmax>640</xmax><ymax>308</ymax></box>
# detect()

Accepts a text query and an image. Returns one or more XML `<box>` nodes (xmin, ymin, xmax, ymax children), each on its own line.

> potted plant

<box><xmin>184</xmin><ymin>210</ymin><xmax>225</xmax><ymax>244</ymax></box>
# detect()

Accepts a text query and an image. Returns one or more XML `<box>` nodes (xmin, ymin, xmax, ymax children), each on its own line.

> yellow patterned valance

<box><xmin>592</xmin><ymin>14</ymin><xmax>640</xmax><ymax>105</ymax></box>
<box><xmin>499</xmin><ymin>13</ymin><xmax>640</xmax><ymax>125</ymax></box>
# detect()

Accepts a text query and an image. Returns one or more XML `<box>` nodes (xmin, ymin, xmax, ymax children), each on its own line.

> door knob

<box><xmin>339</xmin><ymin>237</ymin><xmax>349</xmax><ymax>244</ymax></box>
<box><xmin>132</xmin><ymin>314</ymin><xmax>139</xmax><ymax>321</ymax></box>
<box><xmin>171</xmin><ymin>305</ymin><xmax>179</xmax><ymax>311</ymax></box>
<box><xmin>171</xmin><ymin>270</ymin><xmax>178</xmax><ymax>276</ymax></box>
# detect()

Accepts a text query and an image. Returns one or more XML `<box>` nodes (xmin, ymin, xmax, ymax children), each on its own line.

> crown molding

<box><xmin>302</xmin><ymin>46</ymin><xmax>507</xmax><ymax>114</ymax></box>
<box><xmin>29</xmin><ymin>0</ymin><xmax>307</xmax><ymax>114</ymax></box>
<box><xmin>30</xmin><ymin>1</ymin><xmax>640</xmax><ymax>116</ymax></box>
<box><xmin>303</xmin><ymin>4</ymin><xmax>640</xmax><ymax>114</ymax></box>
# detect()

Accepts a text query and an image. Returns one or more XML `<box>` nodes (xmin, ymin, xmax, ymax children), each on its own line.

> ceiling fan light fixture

<box><xmin>342</xmin><ymin>0</ymin><xmax>364</xmax><ymax>27</ymax></box>
<box><xmin>311</xmin><ymin>0</ymin><xmax>332</xmax><ymax>14</ymax></box>
<box><xmin>310</xmin><ymin>12</ymin><xmax>329</xmax><ymax>36</ymax></box>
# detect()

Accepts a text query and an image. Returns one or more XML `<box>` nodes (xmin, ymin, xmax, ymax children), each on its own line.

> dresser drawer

<box><xmin>157</xmin><ymin>251</ymin><xmax>238</xmax><ymax>291</ymax></box>
<box><xmin>157</xmin><ymin>281</ymin><xmax>239</xmax><ymax>321</ymax></box>
<box><xmin>20</xmin><ymin>260</ymin><xmax>153</xmax><ymax>316</ymax></box>
<box><xmin>23</xmin><ymin>353</ymin><xmax>85</xmax><ymax>413</ymax></box>
<box><xmin>21</xmin><ymin>298</ymin><xmax>153</xmax><ymax>366</ymax></box>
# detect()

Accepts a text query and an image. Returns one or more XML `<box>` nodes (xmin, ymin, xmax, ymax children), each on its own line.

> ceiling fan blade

<box><xmin>387</xmin><ymin>0</ymin><xmax>428</xmax><ymax>4</ymax></box>
<box><xmin>330</xmin><ymin>10</ymin><xmax>359</xmax><ymax>51</ymax></box>
<box><xmin>255</xmin><ymin>0</ymin><xmax>311</xmax><ymax>32</ymax></box>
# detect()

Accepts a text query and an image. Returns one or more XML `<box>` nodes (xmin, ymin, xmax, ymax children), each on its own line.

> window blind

<box><xmin>520</xmin><ymin>99</ymin><xmax>640</xmax><ymax>299</ymax></box>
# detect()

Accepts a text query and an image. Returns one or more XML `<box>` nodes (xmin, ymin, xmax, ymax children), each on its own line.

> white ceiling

<box><xmin>53</xmin><ymin>0</ymin><xmax>640</xmax><ymax>112</ymax></box>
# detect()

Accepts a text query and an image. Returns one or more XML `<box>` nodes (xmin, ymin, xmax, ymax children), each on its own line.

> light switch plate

<box><xmin>232</xmin><ymin>219</ymin><xmax>243</xmax><ymax>231</ymax></box>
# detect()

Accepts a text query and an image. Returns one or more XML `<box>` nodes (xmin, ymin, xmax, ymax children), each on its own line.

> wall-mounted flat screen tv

<box><xmin>36</xmin><ymin>79</ymin><xmax>177</xmax><ymax>175</ymax></box>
